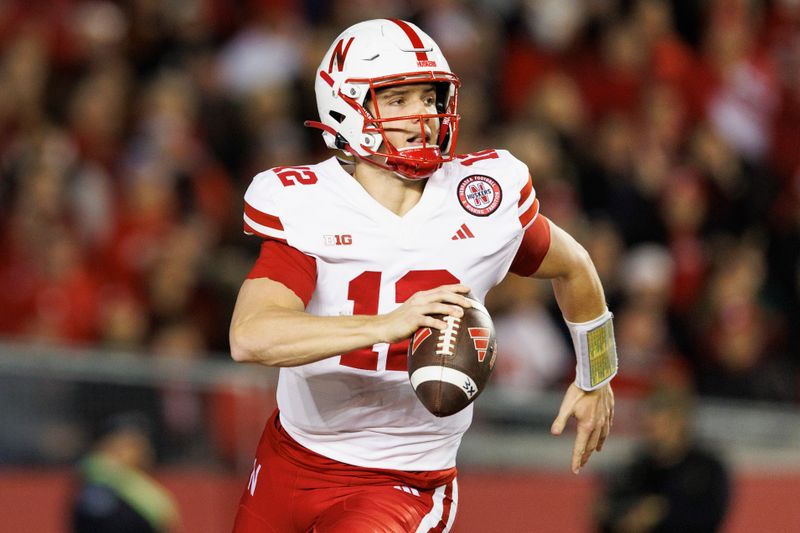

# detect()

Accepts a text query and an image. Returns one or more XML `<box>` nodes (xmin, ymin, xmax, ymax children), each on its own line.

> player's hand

<box><xmin>550</xmin><ymin>382</ymin><xmax>614</xmax><ymax>474</ymax></box>
<box><xmin>375</xmin><ymin>284</ymin><xmax>472</xmax><ymax>343</ymax></box>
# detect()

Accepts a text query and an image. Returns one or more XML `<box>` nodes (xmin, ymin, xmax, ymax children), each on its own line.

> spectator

<box><xmin>704</xmin><ymin>0</ymin><xmax>779</xmax><ymax>163</ymax></box>
<box><xmin>151</xmin><ymin>320</ymin><xmax>209</xmax><ymax>462</ymax></box>
<box><xmin>595</xmin><ymin>387</ymin><xmax>730</xmax><ymax>533</ymax></box>
<box><xmin>71</xmin><ymin>412</ymin><xmax>179</xmax><ymax>533</ymax></box>
<box><xmin>486</xmin><ymin>275</ymin><xmax>571</xmax><ymax>399</ymax></box>
<box><xmin>696</xmin><ymin>240</ymin><xmax>795</xmax><ymax>402</ymax></box>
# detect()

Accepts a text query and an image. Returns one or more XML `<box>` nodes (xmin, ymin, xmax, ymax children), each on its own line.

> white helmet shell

<box><xmin>310</xmin><ymin>19</ymin><xmax>460</xmax><ymax>178</ymax></box>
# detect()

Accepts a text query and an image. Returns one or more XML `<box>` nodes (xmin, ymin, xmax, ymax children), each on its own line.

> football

<box><xmin>407</xmin><ymin>296</ymin><xmax>497</xmax><ymax>417</ymax></box>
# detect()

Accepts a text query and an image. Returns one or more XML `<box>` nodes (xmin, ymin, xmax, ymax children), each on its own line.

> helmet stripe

<box><xmin>319</xmin><ymin>70</ymin><xmax>334</xmax><ymax>87</ymax></box>
<box><xmin>388</xmin><ymin>19</ymin><xmax>429</xmax><ymax>61</ymax></box>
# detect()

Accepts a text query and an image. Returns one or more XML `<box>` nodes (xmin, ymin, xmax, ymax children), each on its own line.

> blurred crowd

<box><xmin>0</xmin><ymin>0</ymin><xmax>798</xmax><ymax>405</ymax></box>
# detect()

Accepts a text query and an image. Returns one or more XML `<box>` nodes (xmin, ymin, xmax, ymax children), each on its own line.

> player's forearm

<box><xmin>550</xmin><ymin>247</ymin><xmax>607</xmax><ymax>322</ymax></box>
<box><xmin>550</xmin><ymin>247</ymin><xmax>618</xmax><ymax>391</ymax></box>
<box><xmin>532</xmin><ymin>220</ymin><xmax>608</xmax><ymax>321</ymax></box>
<box><xmin>230</xmin><ymin>308</ymin><xmax>385</xmax><ymax>366</ymax></box>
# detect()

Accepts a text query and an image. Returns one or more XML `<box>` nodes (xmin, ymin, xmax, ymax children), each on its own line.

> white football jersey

<box><xmin>242</xmin><ymin>149</ymin><xmax>539</xmax><ymax>471</ymax></box>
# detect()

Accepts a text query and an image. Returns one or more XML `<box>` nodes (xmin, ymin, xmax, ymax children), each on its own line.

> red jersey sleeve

<box><xmin>509</xmin><ymin>214</ymin><xmax>552</xmax><ymax>277</ymax></box>
<box><xmin>247</xmin><ymin>240</ymin><xmax>317</xmax><ymax>307</ymax></box>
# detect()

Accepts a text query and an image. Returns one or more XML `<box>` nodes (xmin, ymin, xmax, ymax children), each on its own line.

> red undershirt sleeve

<box><xmin>509</xmin><ymin>214</ymin><xmax>552</xmax><ymax>277</ymax></box>
<box><xmin>246</xmin><ymin>240</ymin><xmax>317</xmax><ymax>307</ymax></box>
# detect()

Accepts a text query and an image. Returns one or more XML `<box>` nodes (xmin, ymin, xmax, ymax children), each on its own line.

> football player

<box><xmin>229</xmin><ymin>19</ymin><xmax>616</xmax><ymax>532</ymax></box>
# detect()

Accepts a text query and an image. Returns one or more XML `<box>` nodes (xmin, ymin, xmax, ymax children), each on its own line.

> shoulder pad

<box><xmin>243</xmin><ymin>164</ymin><xmax>325</xmax><ymax>242</ymax></box>
<box><xmin>243</xmin><ymin>168</ymin><xmax>288</xmax><ymax>243</ymax></box>
<box><xmin>454</xmin><ymin>149</ymin><xmax>524</xmax><ymax>175</ymax></box>
<box><xmin>454</xmin><ymin>149</ymin><xmax>538</xmax><ymax>229</ymax></box>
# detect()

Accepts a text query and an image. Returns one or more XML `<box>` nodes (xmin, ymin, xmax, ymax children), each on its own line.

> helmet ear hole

<box><xmin>329</xmin><ymin>111</ymin><xmax>346</xmax><ymax>123</ymax></box>
<box><xmin>334</xmin><ymin>133</ymin><xmax>349</xmax><ymax>149</ymax></box>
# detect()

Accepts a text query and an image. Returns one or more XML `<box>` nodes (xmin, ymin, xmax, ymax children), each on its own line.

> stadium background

<box><xmin>0</xmin><ymin>0</ymin><xmax>798</xmax><ymax>531</ymax></box>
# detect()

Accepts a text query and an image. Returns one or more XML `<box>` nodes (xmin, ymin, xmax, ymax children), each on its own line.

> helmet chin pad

<box><xmin>386</xmin><ymin>145</ymin><xmax>443</xmax><ymax>180</ymax></box>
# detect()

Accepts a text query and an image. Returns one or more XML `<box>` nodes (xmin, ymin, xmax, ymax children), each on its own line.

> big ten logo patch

<box><xmin>323</xmin><ymin>234</ymin><xmax>353</xmax><ymax>246</ymax></box>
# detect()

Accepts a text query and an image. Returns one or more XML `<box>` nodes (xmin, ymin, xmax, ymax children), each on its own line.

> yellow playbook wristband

<box><xmin>565</xmin><ymin>309</ymin><xmax>618</xmax><ymax>391</ymax></box>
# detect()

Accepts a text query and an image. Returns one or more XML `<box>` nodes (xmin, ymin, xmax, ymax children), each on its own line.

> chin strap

<box><xmin>303</xmin><ymin>120</ymin><xmax>339</xmax><ymax>140</ymax></box>
<box><xmin>386</xmin><ymin>145</ymin><xmax>442</xmax><ymax>179</ymax></box>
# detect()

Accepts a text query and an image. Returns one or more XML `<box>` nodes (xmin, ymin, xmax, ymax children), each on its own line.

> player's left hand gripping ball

<box><xmin>407</xmin><ymin>296</ymin><xmax>497</xmax><ymax>417</ymax></box>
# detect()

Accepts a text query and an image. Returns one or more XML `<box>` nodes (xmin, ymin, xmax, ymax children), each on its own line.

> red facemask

<box><xmin>306</xmin><ymin>73</ymin><xmax>460</xmax><ymax>180</ymax></box>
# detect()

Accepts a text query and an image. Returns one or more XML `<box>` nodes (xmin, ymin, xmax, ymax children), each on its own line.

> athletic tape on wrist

<box><xmin>565</xmin><ymin>309</ymin><xmax>618</xmax><ymax>391</ymax></box>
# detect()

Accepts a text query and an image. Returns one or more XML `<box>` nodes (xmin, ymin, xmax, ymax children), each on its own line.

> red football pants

<box><xmin>232</xmin><ymin>411</ymin><xmax>458</xmax><ymax>533</ymax></box>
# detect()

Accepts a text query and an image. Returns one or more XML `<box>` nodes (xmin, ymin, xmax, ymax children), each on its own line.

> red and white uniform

<box><xmin>243</xmin><ymin>149</ymin><xmax>549</xmax><ymax>472</ymax></box>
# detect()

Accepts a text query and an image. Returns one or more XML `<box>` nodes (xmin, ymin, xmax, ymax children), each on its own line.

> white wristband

<box><xmin>565</xmin><ymin>309</ymin><xmax>618</xmax><ymax>391</ymax></box>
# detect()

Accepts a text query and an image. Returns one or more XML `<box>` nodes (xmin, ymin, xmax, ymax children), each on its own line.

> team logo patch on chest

<box><xmin>457</xmin><ymin>175</ymin><xmax>502</xmax><ymax>216</ymax></box>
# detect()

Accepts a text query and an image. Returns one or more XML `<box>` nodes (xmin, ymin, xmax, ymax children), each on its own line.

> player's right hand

<box><xmin>375</xmin><ymin>284</ymin><xmax>472</xmax><ymax>343</ymax></box>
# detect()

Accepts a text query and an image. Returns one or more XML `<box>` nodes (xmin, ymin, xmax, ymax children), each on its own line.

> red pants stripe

<box><xmin>232</xmin><ymin>411</ymin><xmax>458</xmax><ymax>533</ymax></box>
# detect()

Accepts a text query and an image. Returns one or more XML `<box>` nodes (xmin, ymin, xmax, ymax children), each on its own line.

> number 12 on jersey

<box><xmin>339</xmin><ymin>269</ymin><xmax>460</xmax><ymax>372</ymax></box>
